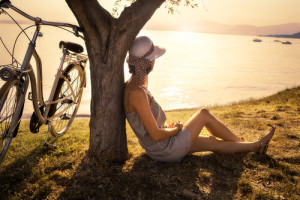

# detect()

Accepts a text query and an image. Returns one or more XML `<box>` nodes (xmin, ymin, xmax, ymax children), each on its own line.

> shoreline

<box><xmin>20</xmin><ymin>85</ymin><xmax>300</xmax><ymax>119</ymax></box>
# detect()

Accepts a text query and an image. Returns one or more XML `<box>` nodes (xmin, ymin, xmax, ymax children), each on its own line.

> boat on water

<box><xmin>253</xmin><ymin>38</ymin><xmax>262</xmax><ymax>42</ymax></box>
<box><xmin>274</xmin><ymin>39</ymin><xmax>281</xmax><ymax>42</ymax></box>
<box><xmin>282</xmin><ymin>41</ymin><xmax>292</xmax><ymax>45</ymax></box>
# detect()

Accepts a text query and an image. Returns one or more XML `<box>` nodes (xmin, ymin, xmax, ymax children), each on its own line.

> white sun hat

<box><xmin>126</xmin><ymin>36</ymin><xmax>166</xmax><ymax>63</ymax></box>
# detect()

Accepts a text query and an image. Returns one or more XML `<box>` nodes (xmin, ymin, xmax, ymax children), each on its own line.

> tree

<box><xmin>65</xmin><ymin>0</ymin><xmax>198</xmax><ymax>162</ymax></box>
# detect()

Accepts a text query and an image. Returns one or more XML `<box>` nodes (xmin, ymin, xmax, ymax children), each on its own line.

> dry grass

<box><xmin>0</xmin><ymin>87</ymin><xmax>299</xmax><ymax>200</ymax></box>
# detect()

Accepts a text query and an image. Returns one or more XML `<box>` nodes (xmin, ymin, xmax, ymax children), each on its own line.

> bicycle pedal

<box><xmin>43</xmin><ymin>142</ymin><xmax>57</xmax><ymax>149</ymax></box>
<box><xmin>62</xmin><ymin>99</ymin><xmax>73</xmax><ymax>104</ymax></box>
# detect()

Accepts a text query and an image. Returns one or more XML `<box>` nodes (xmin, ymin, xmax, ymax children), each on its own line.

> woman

<box><xmin>124</xmin><ymin>36</ymin><xmax>275</xmax><ymax>163</ymax></box>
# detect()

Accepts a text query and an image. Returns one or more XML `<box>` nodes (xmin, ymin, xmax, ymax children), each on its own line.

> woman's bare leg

<box><xmin>188</xmin><ymin>136</ymin><xmax>259</xmax><ymax>154</ymax></box>
<box><xmin>184</xmin><ymin>108</ymin><xmax>242</xmax><ymax>142</ymax></box>
<box><xmin>188</xmin><ymin>123</ymin><xmax>276</xmax><ymax>154</ymax></box>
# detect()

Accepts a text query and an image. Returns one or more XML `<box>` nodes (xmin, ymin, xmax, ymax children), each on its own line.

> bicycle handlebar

<box><xmin>0</xmin><ymin>0</ymin><xmax>84</xmax><ymax>37</ymax></box>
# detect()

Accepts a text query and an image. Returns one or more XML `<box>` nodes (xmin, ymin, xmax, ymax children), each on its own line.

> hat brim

<box><xmin>126</xmin><ymin>45</ymin><xmax>166</xmax><ymax>63</ymax></box>
<box><xmin>146</xmin><ymin>45</ymin><xmax>166</xmax><ymax>61</ymax></box>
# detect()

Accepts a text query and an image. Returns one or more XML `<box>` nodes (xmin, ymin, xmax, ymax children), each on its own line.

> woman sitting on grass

<box><xmin>124</xmin><ymin>36</ymin><xmax>276</xmax><ymax>163</ymax></box>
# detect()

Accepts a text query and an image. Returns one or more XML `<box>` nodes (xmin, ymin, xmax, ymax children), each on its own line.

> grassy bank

<box><xmin>0</xmin><ymin>87</ymin><xmax>299</xmax><ymax>200</ymax></box>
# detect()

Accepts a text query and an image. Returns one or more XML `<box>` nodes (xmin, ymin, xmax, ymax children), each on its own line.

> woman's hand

<box><xmin>168</xmin><ymin>121</ymin><xmax>183</xmax><ymax>132</ymax></box>
<box><xmin>174</xmin><ymin>121</ymin><xmax>183</xmax><ymax>132</ymax></box>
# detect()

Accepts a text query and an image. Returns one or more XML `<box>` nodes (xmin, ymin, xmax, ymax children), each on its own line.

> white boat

<box><xmin>253</xmin><ymin>38</ymin><xmax>262</xmax><ymax>42</ymax></box>
<box><xmin>282</xmin><ymin>41</ymin><xmax>292</xmax><ymax>45</ymax></box>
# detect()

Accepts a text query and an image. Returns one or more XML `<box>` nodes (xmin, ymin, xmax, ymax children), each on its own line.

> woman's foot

<box><xmin>257</xmin><ymin>126</ymin><xmax>276</xmax><ymax>154</ymax></box>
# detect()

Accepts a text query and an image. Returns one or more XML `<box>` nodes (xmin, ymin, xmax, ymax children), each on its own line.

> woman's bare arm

<box><xmin>129</xmin><ymin>87</ymin><xmax>182</xmax><ymax>142</ymax></box>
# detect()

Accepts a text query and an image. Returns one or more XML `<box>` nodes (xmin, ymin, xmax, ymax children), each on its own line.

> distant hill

<box><xmin>194</xmin><ymin>21</ymin><xmax>300</xmax><ymax>36</ymax></box>
<box><xmin>263</xmin><ymin>32</ymin><xmax>300</xmax><ymax>39</ymax></box>
<box><xmin>144</xmin><ymin>20</ymin><xmax>300</xmax><ymax>36</ymax></box>
<box><xmin>0</xmin><ymin>20</ymin><xmax>32</xmax><ymax>24</ymax></box>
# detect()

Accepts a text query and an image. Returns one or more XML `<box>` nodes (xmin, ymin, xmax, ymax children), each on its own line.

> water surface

<box><xmin>1</xmin><ymin>22</ymin><xmax>299</xmax><ymax>116</ymax></box>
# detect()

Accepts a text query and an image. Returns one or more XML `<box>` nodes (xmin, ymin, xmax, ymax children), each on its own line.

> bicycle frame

<box><xmin>0</xmin><ymin>1</ymin><xmax>87</xmax><ymax>130</ymax></box>
<box><xmin>43</xmin><ymin>51</ymin><xmax>87</xmax><ymax>122</ymax></box>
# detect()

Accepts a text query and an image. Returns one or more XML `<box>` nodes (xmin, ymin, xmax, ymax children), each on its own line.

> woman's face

<box><xmin>151</xmin><ymin>60</ymin><xmax>155</xmax><ymax>68</ymax></box>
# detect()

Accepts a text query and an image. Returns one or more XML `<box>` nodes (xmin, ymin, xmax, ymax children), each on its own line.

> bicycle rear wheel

<box><xmin>0</xmin><ymin>79</ymin><xmax>22</xmax><ymax>163</ymax></box>
<box><xmin>48</xmin><ymin>64</ymin><xmax>85</xmax><ymax>137</ymax></box>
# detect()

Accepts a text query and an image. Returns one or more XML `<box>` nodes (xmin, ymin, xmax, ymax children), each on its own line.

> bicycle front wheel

<box><xmin>0</xmin><ymin>79</ymin><xmax>22</xmax><ymax>163</ymax></box>
<box><xmin>48</xmin><ymin>64</ymin><xmax>85</xmax><ymax>137</ymax></box>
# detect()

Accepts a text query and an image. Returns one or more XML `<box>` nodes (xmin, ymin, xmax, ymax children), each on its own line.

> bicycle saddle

<box><xmin>59</xmin><ymin>41</ymin><xmax>84</xmax><ymax>53</ymax></box>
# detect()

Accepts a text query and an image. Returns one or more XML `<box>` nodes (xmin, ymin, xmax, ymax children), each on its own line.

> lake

<box><xmin>1</xmin><ymin>23</ymin><xmax>300</xmax><ymax>117</ymax></box>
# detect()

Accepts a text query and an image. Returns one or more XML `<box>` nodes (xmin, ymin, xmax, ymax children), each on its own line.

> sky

<box><xmin>3</xmin><ymin>0</ymin><xmax>300</xmax><ymax>30</ymax></box>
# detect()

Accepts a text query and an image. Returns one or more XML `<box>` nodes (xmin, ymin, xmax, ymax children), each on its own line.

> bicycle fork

<box><xmin>7</xmin><ymin>75</ymin><xmax>29</xmax><ymax>138</ymax></box>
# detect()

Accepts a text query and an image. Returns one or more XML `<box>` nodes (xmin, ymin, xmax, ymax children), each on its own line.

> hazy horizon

<box><xmin>3</xmin><ymin>0</ymin><xmax>300</xmax><ymax>31</ymax></box>
<box><xmin>1</xmin><ymin>20</ymin><xmax>300</xmax><ymax>37</ymax></box>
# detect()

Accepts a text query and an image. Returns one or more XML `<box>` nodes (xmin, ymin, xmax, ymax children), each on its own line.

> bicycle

<box><xmin>0</xmin><ymin>0</ymin><xmax>88</xmax><ymax>163</ymax></box>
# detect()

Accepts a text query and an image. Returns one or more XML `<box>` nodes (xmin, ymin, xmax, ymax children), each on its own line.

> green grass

<box><xmin>0</xmin><ymin>86</ymin><xmax>299</xmax><ymax>200</ymax></box>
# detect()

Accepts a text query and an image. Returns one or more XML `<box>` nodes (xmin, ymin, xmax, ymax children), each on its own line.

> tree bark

<box><xmin>65</xmin><ymin>0</ymin><xmax>164</xmax><ymax>162</ymax></box>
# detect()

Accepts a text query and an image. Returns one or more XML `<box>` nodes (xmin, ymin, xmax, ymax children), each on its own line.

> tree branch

<box><xmin>116</xmin><ymin>0</ymin><xmax>165</xmax><ymax>49</ymax></box>
<box><xmin>65</xmin><ymin>0</ymin><xmax>115</xmax><ymax>63</ymax></box>
<box><xmin>66</xmin><ymin>0</ymin><xmax>114</xmax><ymax>35</ymax></box>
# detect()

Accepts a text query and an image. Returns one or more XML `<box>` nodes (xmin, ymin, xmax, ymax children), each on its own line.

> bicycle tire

<box><xmin>0</xmin><ymin>79</ymin><xmax>22</xmax><ymax>163</ymax></box>
<box><xmin>48</xmin><ymin>64</ymin><xmax>85</xmax><ymax>137</ymax></box>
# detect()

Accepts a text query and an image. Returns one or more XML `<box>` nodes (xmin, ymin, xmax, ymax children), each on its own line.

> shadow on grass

<box><xmin>1</xmin><ymin>147</ymin><xmax>286</xmax><ymax>200</ymax></box>
<box><xmin>58</xmin><ymin>153</ymin><xmax>253</xmax><ymax>200</ymax></box>
<box><xmin>0</xmin><ymin>138</ymin><xmax>58</xmax><ymax>200</ymax></box>
<box><xmin>249</xmin><ymin>154</ymin><xmax>299</xmax><ymax>176</ymax></box>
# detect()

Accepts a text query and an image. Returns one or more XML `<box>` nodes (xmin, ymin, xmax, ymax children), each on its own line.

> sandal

<box><xmin>257</xmin><ymin>126</ymin><xmax>276</xmax><ymax>154</ymax></box>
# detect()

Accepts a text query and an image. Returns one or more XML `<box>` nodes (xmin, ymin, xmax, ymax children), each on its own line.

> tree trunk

<box><xmin>66</xmin><ymin>0</ymin><xmax>164</xmax><ymax>162</ymax></box>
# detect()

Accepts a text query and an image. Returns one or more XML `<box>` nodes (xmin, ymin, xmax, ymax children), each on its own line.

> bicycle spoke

<box><xmin>0</xmin><ymin>114</ymin><xmax>14</xmax><ymax>124</ymax></box>
<box><xmin>0</xmin><ymin>81</ymin><xmax>21</xmax><ymax>162</ymax></box>
<box><xmin>60</xmin><ymin>76</ymin><xmax>79</xmax><ymax>97</ymax></box>
<box><xmin>0</xmin><ymin>86</ymin><xmax>17</xmax><ymax>133</ymax></box>
<box><xmin>55</xmin><ymin>72</ymin><xmax>80</xmax><ymax>113</ymax></box>
<box><xmin>49</xmin><ymin>64</ymin><xmax>84</xmax><ymax>136</ymax></box>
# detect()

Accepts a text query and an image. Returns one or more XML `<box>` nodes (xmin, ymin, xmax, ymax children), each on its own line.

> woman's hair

<box><xmin>128</xmin><ymin>64</ymin><xmax>153</xmax><ymax>75</ymax></box>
